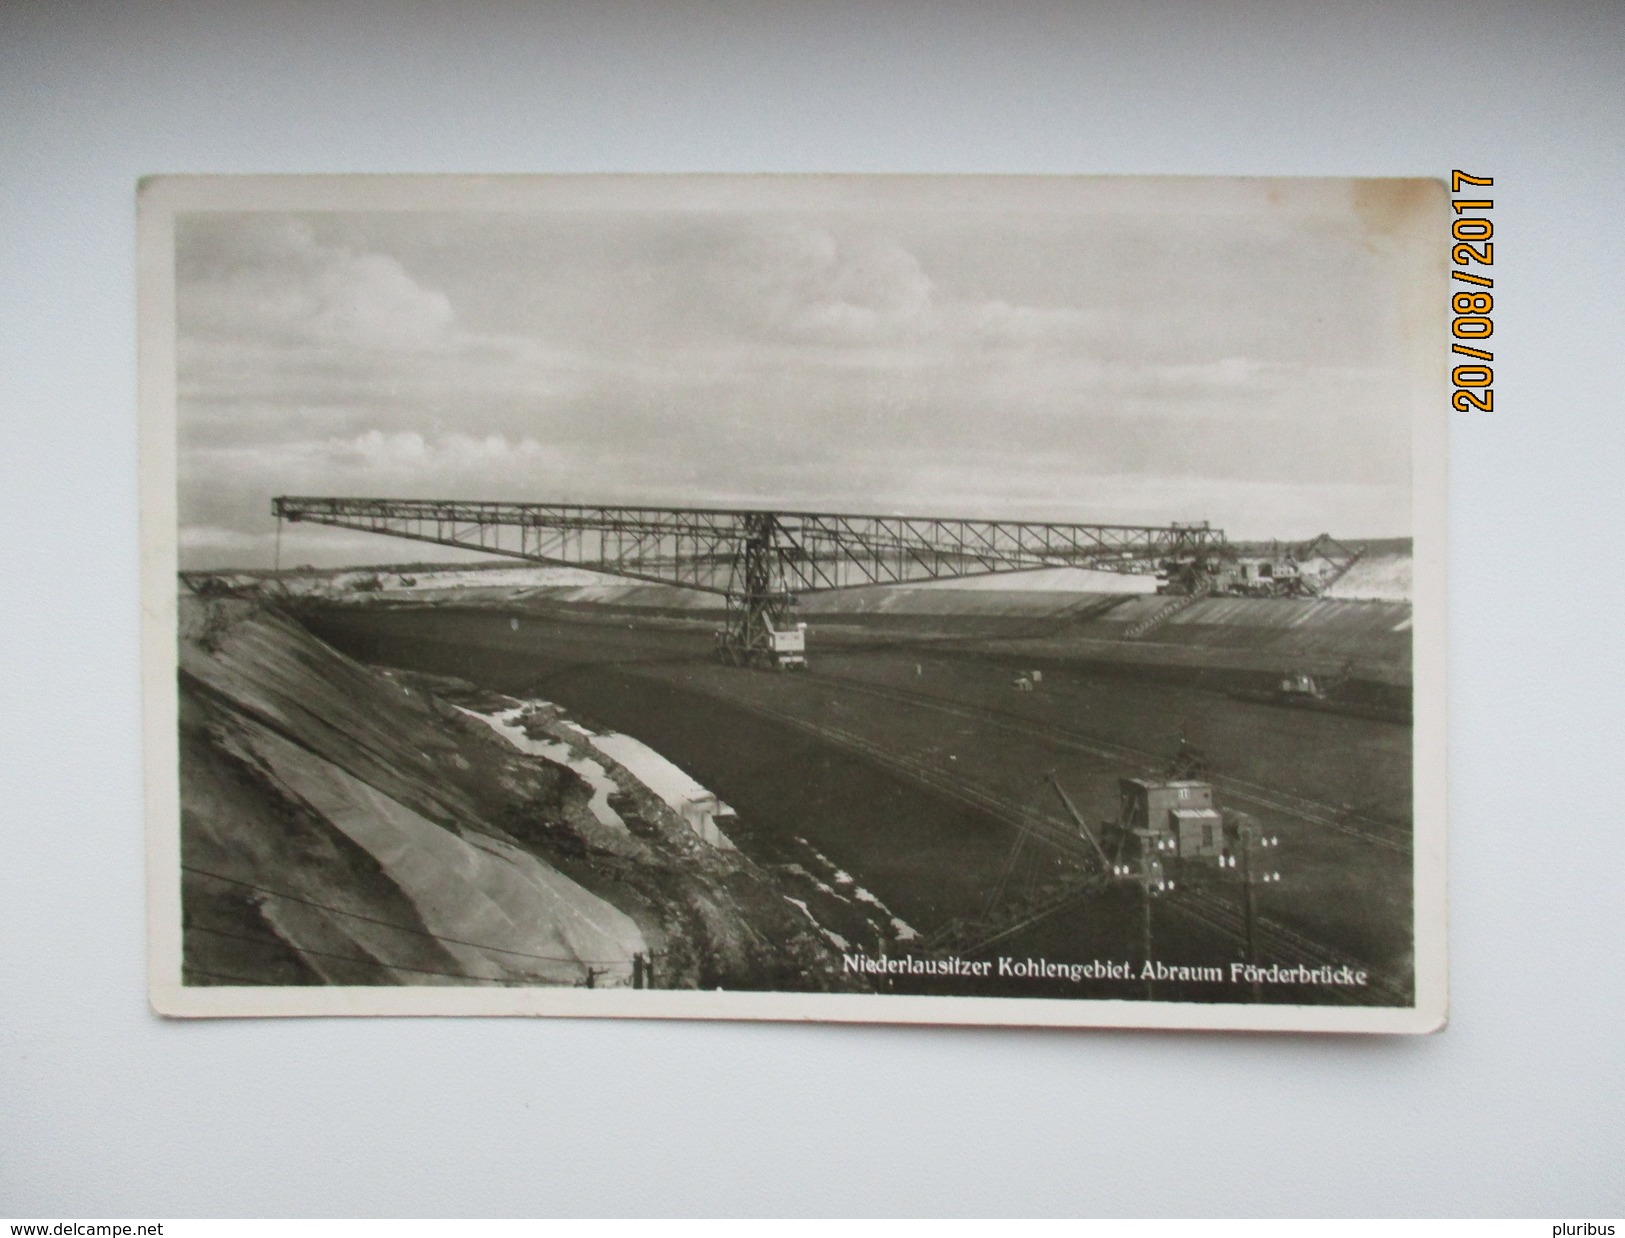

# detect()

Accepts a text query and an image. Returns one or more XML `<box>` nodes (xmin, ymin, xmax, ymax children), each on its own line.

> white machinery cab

<box><xmin>768</xmin><ymin>621</ymin><xmax>807</xmax><ymax>669</ymax></box>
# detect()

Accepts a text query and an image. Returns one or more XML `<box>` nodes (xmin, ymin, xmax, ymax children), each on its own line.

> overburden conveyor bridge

<box><xmin>274</xmin><ymin>496</ymin><xmax>1225</xmax><ymax>667</ymax></box>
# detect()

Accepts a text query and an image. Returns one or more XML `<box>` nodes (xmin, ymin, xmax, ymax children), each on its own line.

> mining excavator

<box><xmin>713</xmin><ymin>609</ymin><xmax>808</xmax><ymax>671</ymax></box>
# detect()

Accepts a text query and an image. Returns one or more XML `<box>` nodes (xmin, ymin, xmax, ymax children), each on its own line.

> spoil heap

<box><xmin>176</xmin><ymin>595</ymin><xmax>852</xmax><ymax>991</ymax></box>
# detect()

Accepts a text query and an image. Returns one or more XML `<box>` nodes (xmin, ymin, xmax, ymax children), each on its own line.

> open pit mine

<box><xmin>176</xmin><ymin>497</ymin><xmax>1415</xmax><ymax>1005</ymax></box>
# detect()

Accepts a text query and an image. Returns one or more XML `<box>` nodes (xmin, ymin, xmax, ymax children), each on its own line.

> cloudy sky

<box><xmin>174</xmin><ymin>177</ymin><xmax>1435</xmax><ymax>569</ymax></box>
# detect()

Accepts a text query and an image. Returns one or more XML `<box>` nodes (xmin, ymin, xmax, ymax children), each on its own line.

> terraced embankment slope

<box><xmin>238</xmin><ymin>550</ymin><xmax>1415</xmax><ymax>689</ymax></box>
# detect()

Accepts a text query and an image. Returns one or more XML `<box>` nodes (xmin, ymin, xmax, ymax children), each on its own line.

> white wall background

<box><xmin>3</xmin><ymin>0</ymin><xmax>1621</xmax><ymax>1218</ymax></box>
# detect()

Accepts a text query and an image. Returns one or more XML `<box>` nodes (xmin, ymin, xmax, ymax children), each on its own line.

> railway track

<box><xmin>303</xmin><ymin>604</ymin><xmax>1414</xmax><ymax>1004</ymax></box>
<box><xmin>1162</xmin><ymin>886</ymin><xmax>1413</xmax><ymax>1006</ymax></box>
<box><xmin>498</xmin><ymin>628</ymin><xmax>1406</xmax><ymax>854</ymax></box>
<box><xmin>923</xmin><ymin>874</ymin><xmax>1408</xmax><ymax>1006</ymax></box>
<box><xmin>804</xmin><ymin>670</ymin><xmax>1412</xmax><ymax>855</ymax></box>
<box><xmin>610</xmin><ymin>660</ymin><xmax>1407</xmax><ymax>1003</ymax></box>
<box><xmin>665</xmin><ymin>682</ymin><xmax>1098</xmax><ymax>860</ymax></box>
<box><xmin>924</xmin><ymin>875</ymin><xmax>1108</xmax><ymax>955</ymax></box>
<box><xmin>306</xmin><ymin>620</ymin><xmax>1409</xmax><ymax>1006</ymax></box>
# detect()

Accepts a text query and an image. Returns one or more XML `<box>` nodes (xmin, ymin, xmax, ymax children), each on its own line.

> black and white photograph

<box><xmin>141</xmin><ymin>173</ymin><xmax>1446</xmax><ymax>1031</ymax></box>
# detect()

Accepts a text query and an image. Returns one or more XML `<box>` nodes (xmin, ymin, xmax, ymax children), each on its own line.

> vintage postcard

<box><xmin>140</xmin><ymin>174</ymin><xmax>1447</xmax><ymax>1032</ymax></box>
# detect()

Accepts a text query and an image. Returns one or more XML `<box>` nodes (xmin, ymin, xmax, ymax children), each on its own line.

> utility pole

<box><xmin>1221</xmin><ymin>820</ymin><xmax>1280</xmax><ymax>1001</ymax></box>
<box><xmin>1116</xmin><ymin>827</ymin><xmax>1177</xmax><ymax>1000</ymax></box>
<box><xmin>629</xmin><ymin>952</ymin><xmax>658</xmax><ymax>990</ymax></box>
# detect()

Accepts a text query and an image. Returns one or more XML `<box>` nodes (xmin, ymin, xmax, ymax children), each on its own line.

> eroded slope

<box><xmin>176</xmin><ymin>596</ymin><xmax>853</xmax><ymax>991</ymax></box>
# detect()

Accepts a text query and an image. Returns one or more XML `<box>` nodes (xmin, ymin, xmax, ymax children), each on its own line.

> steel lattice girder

<box><xmin>272</xmin><ymin>496</ymin><xmax>1224</xmax><ymax>595</ymax></box>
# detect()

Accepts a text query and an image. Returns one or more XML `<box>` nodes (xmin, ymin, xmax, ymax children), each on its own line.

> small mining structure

<box><xmin>265</xmin><ymin>496</ymin><xmax>1414</xmax><ymax>1005</ymax></box>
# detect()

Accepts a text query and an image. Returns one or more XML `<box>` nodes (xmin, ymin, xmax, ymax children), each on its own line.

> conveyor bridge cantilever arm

<box><xmin>271</xmin><ymin>495</ymin><xmax>1224</xmax><ymax>596</ymax></box>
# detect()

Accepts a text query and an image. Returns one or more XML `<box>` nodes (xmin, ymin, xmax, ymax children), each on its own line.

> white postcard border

<box><xmin>140</xmin><ymin>173</ymin><xmax>1449</xmax><ymax>1034</ymax></box>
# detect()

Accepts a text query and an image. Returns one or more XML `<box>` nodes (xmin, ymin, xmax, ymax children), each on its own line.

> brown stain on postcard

<box><xmin>1353</xmin><ymin>178</ymin><xmax>1446</xmax><ymax>240</ymax></box>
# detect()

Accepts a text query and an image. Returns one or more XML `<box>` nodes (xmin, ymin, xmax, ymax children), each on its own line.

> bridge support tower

<box><xmin>717</xmin><ymin>513</ymin><xmax>805</xmax><ymax>669</ymax></box>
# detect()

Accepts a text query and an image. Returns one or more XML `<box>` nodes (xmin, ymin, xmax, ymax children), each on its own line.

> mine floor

<box><xmin>301</xmin><ymin>604</ymin><xmax>1416</xmax><ymax>1005</ymax></box>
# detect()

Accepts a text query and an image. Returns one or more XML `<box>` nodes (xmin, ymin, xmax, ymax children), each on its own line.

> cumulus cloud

<box><xmin>188</xmin><ymin>430</ymin><xmax>550</xmax><ymax>494</ymax></box>
<box><xmin>181</xmin><ymin>216</ymin><xmax>456</xmax><ymax>352</ymax></box>
<box><xmin>173</xmin><ymin>190</ymin><xmax>1420</xmax><ymax>569</ymax></box>
<box><xmin>704</xmin><ymin>222</ymin><xmax>1103</xmax><ymax>350</ymax></box>
<box><xmin>177</xmin><ymin>525</ymin><xmax>268</xmax><ymax>555</ymax></box>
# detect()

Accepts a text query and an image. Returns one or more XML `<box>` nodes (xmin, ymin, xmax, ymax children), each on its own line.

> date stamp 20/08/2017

<box><xmin>1451</xmin><ymin>170</ymin><xmax>1494</xmax><ymax>412</ymax></box>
